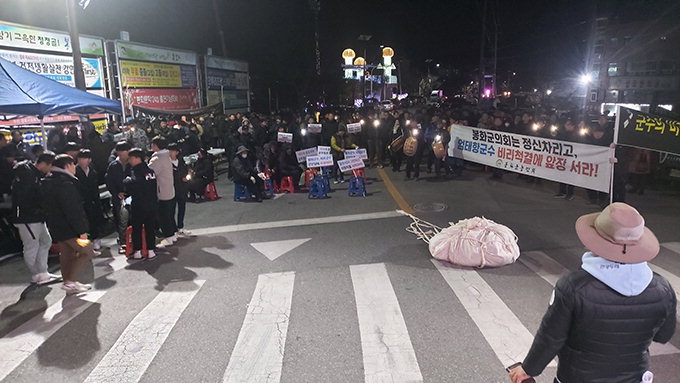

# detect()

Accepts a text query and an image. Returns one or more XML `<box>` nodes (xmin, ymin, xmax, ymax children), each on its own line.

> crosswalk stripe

<box><xmin>517</xmin><ymin>251</ymin><xmax>569</xmax><ymax>286</ymax></box>
<box><xmin>432</xmin><ymin>259</ymin><xmax>557</xmax><ymax>369</ymax></box>
<box><xmin>222</xmin><ymin>271</ymin><xmax>295</xmax><ymax>383</ymax></box>
<box><xmin>661</xmin><ymin>242</ymin><xmax>680</xmax><ymax>255</ymax></box>
<box><xmin>0</xmin><ymin>291</ymin><xmax>107</xmax><ymax>382</ymax></box>
<box><xmin>84</xmin><ymin>281</ymin><xmax>205</xmax><ymax>383</ymax></box>
<box><xmin>518</xmin><ymin>250</ymin><xmax>680</xmax><ymax>356</ymax></box>
<box><xmin>350</xmin><ymin>263</ymin><xmax>423</xmax><ymax>383</ymax></box>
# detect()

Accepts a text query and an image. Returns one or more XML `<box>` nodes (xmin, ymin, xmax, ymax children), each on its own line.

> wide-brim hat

<box><xmin>575</xmin><ymin>202</ymin><xmax>659</xmax><ymax>264</ymax></box>
<box><xmin>236</xmin><ymin>145</ymin><xmax>249</xmax><ymax>154</ymax></box>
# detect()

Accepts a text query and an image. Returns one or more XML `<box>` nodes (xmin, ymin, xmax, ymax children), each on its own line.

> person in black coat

<box><xmin>168</xmin><ymin>143</ymin><xmax>190</xmax><ymax>235</ymax></box>
<box><xmin>105</xmin><ymin>141</ymin><xmax>131</xmax><ymax>253</ymax></box>
<box><xmin>75</xmin><ymin>149</ymin><xmax>104</xmax><ymax>250</ymax></box>
<box><xmin>123</xmin><ymin>149</ymin><xmax>158</xmax><ymax>259</ymax></box>
<box><xmin>230</xmin><ymin>145</ymin><xmax>264</xmax><ymax>202</ymax></box>
<box><xmin>188</xmin><ymin>148</ymin><xmax>215</xmax><ymax>202</ymax></box>
<box><xmin>509</xmin><ymin>203</ymin><xmax>676</xmax><ymax>383</ymax></box>
<box><xmin>41</xmin><ymin>154</ymin><xmax>94</xmax><ymax>294</ymax></box>
<box><xmin>275</xmin><ymin>144</ymin><xmax>302</xmax><ymax>188</ymax></box>
<box><xmin>11</xmin><ymin>152</ymin><xmax>59</xmax><ymax>284</ymax></box>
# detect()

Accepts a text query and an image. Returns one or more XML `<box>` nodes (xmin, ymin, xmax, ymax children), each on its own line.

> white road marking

<box><xmin>223</xmin><ymin>272</ymin><xmax>295</xmax><ymax>383</ymax></box>
<box><xmin>192</xmin><ymin>210</ymin><xmax>402</xmax><ymax>236</ymax></box>
<box><xmin>517</xmin><ymin>251</ymin><xmax>680</xmax><ymax>356</ymax></box>
<box><xmin>662</xmin><ymin>242</ymin><xmax>680</xmax><ymax>255</ymax></box>
<box><xmin>432</xmin><ymin>259</ymin><xmax>557</xmax><ymax>368</ymax></box>
<box><xmin>350</xmin><ymin>263</ymin><xmax>423</xmax><ymax>383</ymax></box>
<box><xmin>84</xmin><ymin>281</ymin><xmax>205</xmax><ymax>383</ymax></box>
<box><xmin>518</xmin><ymin>251</ymin><xmax>569</xmax><ymax>286</ymax></box>
<box><xmin>0</xmin><ymin>291</ymin><xmax>107</xmax><ymax>381</ymax></box>
<box><xmin>250</xmin><ymin>238</ymin><xmax>311</xmax><ymax>261</ymax></box>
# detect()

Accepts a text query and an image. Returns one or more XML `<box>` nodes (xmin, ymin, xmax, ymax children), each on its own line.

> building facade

<box><xmin>585</xmin><ymin>16</ymin><xmax>680</xmax><ymax>115</ymax></box>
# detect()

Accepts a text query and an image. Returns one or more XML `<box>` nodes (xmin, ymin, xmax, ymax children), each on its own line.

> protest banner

<box><xmin>277</xmin><ymin>132</ymin><xmax>293</xmax><ymax>143</ymax></box>
<box><xmin>449</xmin><ymin>125</ymin><xmax>612</xmax><ymax>192</ymax></box>
<box><xmin>308</xmin><ymin>123</ymin><xmax>322</xmax><ymax>133</ymax></box>
<box><xmin>317</xmin><ymin>145</ymin><xmax>331</xmax><ymax>155</ymax></box>
<box><xmin>344</xmin><ymin>148</ymin><xmax>368</xmax><ymax>160</ymax></box>
<box><xmin>616</xmin><ymin>106</ymin><xmax>680</xmax><ymax>155</ymax></box>
<box><xmin>295</xmin><ymin>147</ymin><xmax>318</xmax><ymax>163</ymax></box>
<box><xmin>306</xmin><ymin>154</ymin><xmax>334</xmax><ymax>168</ymax></box>
<box><xmin>347</xmin><ymin>122</ymin><xmax>362</xmax><ymax>134</ymax></box>
<box><xmin>338</xmin><ymin>157</ymin><xmax>366</xmax><ymax>172</ymax></box>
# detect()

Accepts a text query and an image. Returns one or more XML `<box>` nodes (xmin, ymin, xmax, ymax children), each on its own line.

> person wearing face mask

<box><xmin>231</xmin><ymin>145</ymin><xmax>264</xmax><ymax>202</ymax></box>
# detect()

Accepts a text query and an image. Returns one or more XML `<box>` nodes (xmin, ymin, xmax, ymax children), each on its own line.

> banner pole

<box><xmin>609</xmin><ymin>106</ymin><xmax>621</xmax><ymax>205</ymax></box>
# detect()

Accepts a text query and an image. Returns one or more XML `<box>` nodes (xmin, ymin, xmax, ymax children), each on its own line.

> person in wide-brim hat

<box><xmin>509</xmin><ymin>202</ymin><xmax>675</xmax><ymax>383</ymax></box>
<box><xmin>575</xmin><ymin>202</ymin><xmax>660</xmax><ymax>264</ymax></box>
<box><xmin>235</xmin><ymin>145</ymin><xmax>249</xmax><ymax>155</ymax></box>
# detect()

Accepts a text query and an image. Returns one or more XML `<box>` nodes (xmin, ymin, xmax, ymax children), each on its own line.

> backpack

<box><xmin>428</xmin><ymin>217</ymin><xmax>520</xmax><ymax>268</ymax></box>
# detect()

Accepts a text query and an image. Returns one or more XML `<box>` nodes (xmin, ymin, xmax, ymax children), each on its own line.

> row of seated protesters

<box><xmin>230</xmin><ymin>142</ymin><xmax>303</xmax><ymax>202</ymax></box>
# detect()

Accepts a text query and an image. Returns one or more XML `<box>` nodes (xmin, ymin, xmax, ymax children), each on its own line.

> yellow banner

<box><xmin>120</xmin><ymin>60</ymin><xmax>182</xmax><ymax>88</ymax></box>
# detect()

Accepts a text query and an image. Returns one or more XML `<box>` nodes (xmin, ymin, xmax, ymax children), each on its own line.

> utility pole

<box><xmin>309</xmin><ymin>0</ymin><xmax>321</xmax><ymax>76</ymax></box>
<box><xmin>212</xmin><ymin>0</ymin><xmax>227</xmax><ymax>56</ymax></box>
<box><xmin>65</xmin><ymin>0</ymin><xmax>86</xmax><ymax>90</ymax></box>
<box><xmin>492</xmin><ymin>0</ymin><xmax>498</xmax><ymax>98</ymax></box>
<box><xmin>478</xmin><ymin>0</ymin><xmax>487</xmax><ymax>101</ymax></box>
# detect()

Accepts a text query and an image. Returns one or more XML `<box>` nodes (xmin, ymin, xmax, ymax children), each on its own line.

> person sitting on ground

<box><xmin>231</xmin><ymin>145</ymin><xmax>264</xmax><ymax>202</ymax></box>
<box><xmin>188</xmin><ymin>148</ymin><xmax>215</xmax><ymax>203</ymax></box>
<box><xmin>123</xmin><ymin>149</ymin><xmax>158</xmax><ymax>259</ymax></box>
<box><xmin>508</xmin><ymin>203</ymin><xmax>676</xmax><ymax>383</ymax></box>
<box><xmin>11</xmin><ymin>151</ymin><xmax>60</xmax><ymax>285</ymax></box>
<box><xmin>41</xmin><ymin>154</ymin><xmax>95</xmax><ymax>294</ymax></box>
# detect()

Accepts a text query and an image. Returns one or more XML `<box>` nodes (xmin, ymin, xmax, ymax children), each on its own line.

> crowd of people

<box><xmin>0</xmin><ymin>100</ymin><xmax>665</xmax><ymax>293</ymax></box>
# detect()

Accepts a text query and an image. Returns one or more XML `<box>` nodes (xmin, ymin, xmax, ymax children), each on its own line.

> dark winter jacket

<box><xmin>75</xmin><ymin>166</ymin><xmax>103</xmax><ymax>235</ymax></box>
<box><xmin>230</xmin><ymin>154</ymin><xmax>257</xmax><ymax>184</ymax></box>
<box><xmin>172</xmin><ymin>158</ymin><xmax>190</xmax><ymax>200</ymax></box>
<box><xmin>123</xmin><ymin>163</ymin><xmax>158</xmax><ymax>213</ymax></box>
<box><xmin>11</xmin><ymin>161</ymin><xmax>46</xmax><ymax>224</ymax></box>
<box><xmin>523</xmin><ymin>269</ymin><xmax>676</xmax><ymax>383</ymax></box>
<box><xmin>41</xmin><ymin>168</ymin><xmax>89</xmax><ymax>242</ymax></box>
<box><xmin>193</xmin><ymin>156</ymin><xmax>214</xmax><ymax>184</ymax></box>
<box><xmin>105</xmin><ymin>158</ymin><xmax>130</xmax><ymax>204</ymax></box>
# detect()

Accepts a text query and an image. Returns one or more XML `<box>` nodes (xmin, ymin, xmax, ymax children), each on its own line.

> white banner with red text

<box><xmin>448</xmin><ymin>125</ymin><xmax>612</xmax><ymax>192</ymax></box>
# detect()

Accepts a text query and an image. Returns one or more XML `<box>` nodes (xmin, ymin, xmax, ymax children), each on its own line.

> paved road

<box><xmin>1</xmin><ymin>165</ymin><xmax>679</xmax><ymax>383</ymax></box>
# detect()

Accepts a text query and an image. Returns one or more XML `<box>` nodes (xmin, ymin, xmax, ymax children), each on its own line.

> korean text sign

<box><xmin>337</xmin><ymin>157</ymin><xmax>365</xmax><ymax>172</ymax></box>
<box><xmin>344</xmin><ymin>148</ymin><xmax>368</xmax><ymax>160</ymax></box>
<box><xmin>295</xmin><ymin>148</ymin><xmax>317</xmax><ymax>163</ymax></box>
<box><xmin>347</xmin><ymin>122</ymin><xmax>362</xmax><ymax>133</ymax></box>
<box><xmin>449</xmin><ymin>125</ymin><xmax>612</xmax><ymax>192</ymax></box>
<box><xmin>306</xmin><ymin>155</ymin><xmax>333</xmax><ymax>168</ymax></box>
<box><xmin>617</xmin><ymin>107</ymin><xmax>680</xmax><ymax>156</ymax></box>
<box><xmin>277</xmin><ymin>132</ymin><xmax>293</xmax><ymax>143</ymax></box>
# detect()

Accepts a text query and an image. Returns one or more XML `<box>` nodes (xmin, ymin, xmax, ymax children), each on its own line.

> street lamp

<box><xmin>546</xmin><ymin>89</ymin><xmax>553</xmax><ymax>96</ymax></box>
<box><xmin>579</xmin><ymin>73</ymin><xmax>593</xmax><ymax>85</ymax></box>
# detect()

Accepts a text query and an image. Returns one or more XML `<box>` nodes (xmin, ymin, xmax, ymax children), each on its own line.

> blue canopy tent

<box><xmin>0</xmin><ymin>56</ymin><xmax>122</xmax><ymax>147</ymax></box>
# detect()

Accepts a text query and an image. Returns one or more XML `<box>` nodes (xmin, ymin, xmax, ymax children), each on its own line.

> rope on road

<box><xmin>400</xmin><ymin>211</ymin><xmax>442</xmax><ymax>244</ymax></box>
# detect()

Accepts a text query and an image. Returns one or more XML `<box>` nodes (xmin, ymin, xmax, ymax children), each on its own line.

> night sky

<box><xmin>1</xmin><ymin>0</ymin><xmax>678</xmax><ymax>106</ymax></box>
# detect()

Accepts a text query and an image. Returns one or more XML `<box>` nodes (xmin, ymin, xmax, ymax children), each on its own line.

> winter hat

<box><xmin>575</xmin><ymin>203</ymin><xmax>659</xmax><ymax>264</ymax></box>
